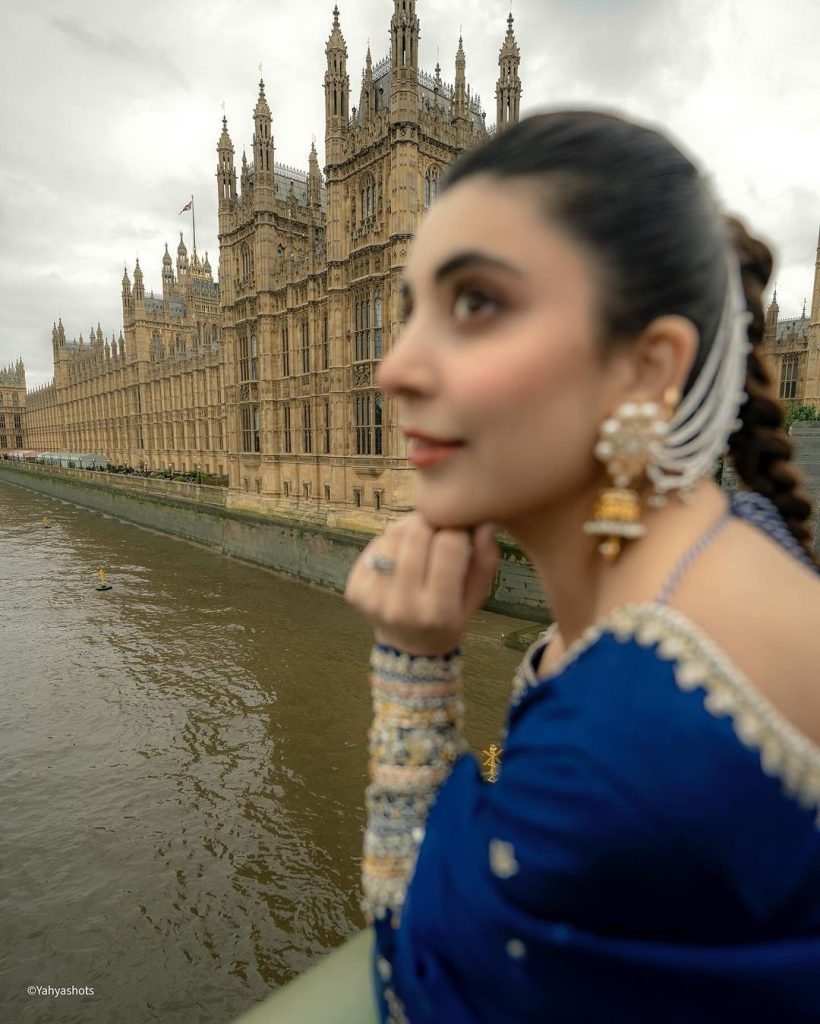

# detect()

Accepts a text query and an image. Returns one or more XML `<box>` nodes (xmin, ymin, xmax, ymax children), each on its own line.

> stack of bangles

<box><xmin>361</xmin><ymin>643</ymin><xmax>467</xmax><ymax>927</ymax></box>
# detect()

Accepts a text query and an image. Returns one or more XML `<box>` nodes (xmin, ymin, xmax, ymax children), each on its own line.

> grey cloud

<box><xmin>51</xmin><ymin>16</ymin><xmax>188</xmax><ymax>89</ymax></box>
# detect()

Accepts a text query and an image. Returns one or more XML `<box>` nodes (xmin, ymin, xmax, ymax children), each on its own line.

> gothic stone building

<box><xmin>0</xmin><ymin>360</ymin><xmax>26</xmax><ymax>451</ymax></box>
<box><xmin>27</xmin><ymin>243</ymin><xmax>225</xmax><ymax>474</ymax></box>
<box><xmin>762</xmin><ymin>226</ymin><xmax>820</xmax><ymax>411</ymax></box>
<box><xmin>26</xmin><ymin>2</ymin><xmax>523</xmax><ymax>528</ymax></box>
<box><xmin>218</xmin><ymin>2</ymin><xmax>522</xmax><ymax>527</ymax></box>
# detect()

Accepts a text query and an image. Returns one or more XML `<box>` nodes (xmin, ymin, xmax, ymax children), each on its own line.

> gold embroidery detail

<box><xmin>515</xmin><ymin>602</ymin><xmax>820</xmax><ymax>822</ymax></box>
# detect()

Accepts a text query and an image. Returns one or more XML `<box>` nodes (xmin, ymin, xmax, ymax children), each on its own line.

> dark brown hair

<box><xmin>443</xmin><ymin>111</ymin><xmax>817</xmax><ymax>565</ymax></box>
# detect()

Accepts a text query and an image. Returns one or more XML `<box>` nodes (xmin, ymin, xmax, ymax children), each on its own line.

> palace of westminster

<box><xmin>6</xmin><ymin>1</ymin><xmax>820</xmax><ymax>528</ymax></box>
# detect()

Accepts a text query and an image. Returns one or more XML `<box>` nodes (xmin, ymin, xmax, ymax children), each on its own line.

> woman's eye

<box><xmin>452</xmin><ymin>288</ymin><xmax>498</xmax><ymax>322</ymax></box>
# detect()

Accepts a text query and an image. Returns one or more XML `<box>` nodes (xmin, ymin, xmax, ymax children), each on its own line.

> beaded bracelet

<box><xmin>362</xmin><ymin>644</ymin><xmax>467</xmax><ymax>925</ymax></box>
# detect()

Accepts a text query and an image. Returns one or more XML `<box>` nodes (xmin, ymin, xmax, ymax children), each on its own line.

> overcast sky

<box><xmin>2</xmin><ymin>0</ymin><xmax>818</xmax><ymax>388</ymax></box>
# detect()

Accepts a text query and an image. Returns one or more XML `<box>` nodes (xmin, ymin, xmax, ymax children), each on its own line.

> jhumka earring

<box><xmin>583</xmin><ymin>387</ymin><xmax>679</xmax><ymax>563</ymax></box>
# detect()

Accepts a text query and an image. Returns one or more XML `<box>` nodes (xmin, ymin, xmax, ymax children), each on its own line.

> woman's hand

<box><xmin>344</xmin><ymin>512</ymin><xmax>500</xmax><ymax>657</ymax></box>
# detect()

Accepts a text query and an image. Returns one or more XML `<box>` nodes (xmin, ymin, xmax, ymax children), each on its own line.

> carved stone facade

<box><xmin>0</xmin><ymin>361</ymin><xmax>26</xmax><ymax>451</ymax></box>
<box><xmin>24</xmin><ymin>3</ymin><xmax>523</xmax><ymax>529</ymax></box>
<box><xmin>762</xmin><ymin>227</ymin><xmax>820</xmax><ymax>412</ymax></box>
<box><xmin>27</xmin><ymin>244</ymin><xmax>225</xmax><ymax>474</ymax></box>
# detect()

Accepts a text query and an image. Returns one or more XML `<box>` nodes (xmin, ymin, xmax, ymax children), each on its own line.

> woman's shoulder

<box><xmin>510</xmin><ymin>600</ymin><xmax>820</xmax><ymax>828</ymax></box>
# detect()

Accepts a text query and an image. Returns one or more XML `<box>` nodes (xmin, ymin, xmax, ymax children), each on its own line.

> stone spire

<box><xmin>765</xmin><ymin>285</ymin><xmax>779</xmax><ymax>336</ymax></box>
<box><xmin>325</xmin><ymin>4</ymin><xmax>350</xmax><ymax>161</ymax></box>
<box><xmin>391</xmin><ymin>0</ymin><xmax>419</xmax><ymax>73</ymax></box>
<box><xmin>132</xmin><ymin>259</ymin><xmax>144</xmax><ymax>302</ymax></box>
<box><xmin>177</xmin><ymin>233</ymin><xmax>188</xmax><ymax>277</ymax></box>
<box><xmin>496</xmin><ymin>12</ymin><xmax>522</xmax><ymax>130</ymax></box>
<box><xmin>453</xmin><ymin>35</ymin><xmax>467</xmax><ymax>121</ymax></box>
<box><xmin>308</xmin><ymin>140</ymin><xmax>322</xmax><ymax>208</ymax></box>
<box><xmin>390</xmin><ymin>0</ymin><xmax>420</xmax><ymax>122</ymax></box>
<box><xmin>361</xmin><ymin>44</ymin><xmax>375</xmax><ymax>122</ymax></box>
<box><xmin>240</xmin><ymin>149</ymin><xmax>251</xmax><ymax>197</ymax></box>
<box><xmin>253</xmin><ymin>79</ymin><xmax>274</xmax><ymax>180</ymax></box>
<box><xmin>162</xmin><ymin>242</ymin><xmax>174</xmax><ymax>291</ymax></box>
<box><xmin>217</xmin><ymin>115</ymin><xmax>237</xmax><ymax>209</ymax></box>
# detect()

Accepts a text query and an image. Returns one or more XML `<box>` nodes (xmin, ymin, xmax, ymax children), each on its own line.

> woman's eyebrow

<box><xmin>433</xmin><ymin>251</ymin><xmax>523</xmax><ymax>283</ymax></box>
<box><xmin>398</xmin><ymin>252</ymin><xmax>523</xmax><ymax>300</ymax></box>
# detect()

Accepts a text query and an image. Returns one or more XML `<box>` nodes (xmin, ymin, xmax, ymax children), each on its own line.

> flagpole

<box><xmin>191</xmin><ymin>195</ymin><xmax>196</xmax><ymax>253</ymax></box>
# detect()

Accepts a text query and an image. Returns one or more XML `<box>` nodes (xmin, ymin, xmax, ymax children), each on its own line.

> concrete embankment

<box><xmin>0</xmin><ymin>462</ymin><xmax>550</xmax><ymax>625</ymax></box>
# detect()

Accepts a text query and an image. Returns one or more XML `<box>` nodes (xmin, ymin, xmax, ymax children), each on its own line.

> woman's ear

<box><xmin>624</xmin><ymin>315</ymin><xmax>699</xmax><ymax>401</ymax></box>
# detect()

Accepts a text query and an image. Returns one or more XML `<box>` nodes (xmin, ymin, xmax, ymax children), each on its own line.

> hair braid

<box><xmin>725</xmin><ymin>216</ymin><xmax>819</xmax><ymax>568</ymax></box>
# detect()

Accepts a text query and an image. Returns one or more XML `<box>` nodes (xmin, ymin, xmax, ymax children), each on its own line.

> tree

<box><xmin>785</xmin><ymin>401</ymin><xmax>820</xmax><ymax>432</ymax></box>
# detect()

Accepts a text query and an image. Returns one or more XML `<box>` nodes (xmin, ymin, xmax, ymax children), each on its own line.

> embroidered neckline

<box><xmin>511</xmin><ymin>602</ymin><xmax>820</xmax><ymax>821</ymax></box>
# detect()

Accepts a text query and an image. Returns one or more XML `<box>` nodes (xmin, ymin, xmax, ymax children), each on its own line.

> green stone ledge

<box><xmin>231</xmin><ymin>929</ymin><xmax>378</xmax><ymax>1023</ymax></box>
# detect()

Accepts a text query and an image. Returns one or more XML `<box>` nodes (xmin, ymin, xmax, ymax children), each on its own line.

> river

<box><xmin>0</xmin><ymin>479</ymin><xmax>533</xmax><ymax>1023</ymax></box>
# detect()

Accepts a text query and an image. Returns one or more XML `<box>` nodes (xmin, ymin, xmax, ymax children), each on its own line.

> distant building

<box><xmin>762</xmin><ymin>227</ymin><xmax>820</xmax><ymax>411</ymax></box>
<box><xmin>0</xmin><ymin>360</ymin><xmax>26</xmax><ymax>451</ymax></box>
<box><xmin>26</xmin><ymin>2</ymin><xmax>523</xmax><ymax>525</ymax></box>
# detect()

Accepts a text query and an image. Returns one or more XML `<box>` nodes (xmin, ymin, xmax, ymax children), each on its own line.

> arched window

<box><xmin>779</xmin><ymin>355</ymin><xmax>798</xmax><ymax>400</ymax></box>
<box><xmin>374</xmin><ymin>290</ymin><xmax>383</xmax><ymax>359</ymax></box>
<box><xmin>241</xmin><ymin>243</ymin><xmax>252</xmax><ymax>280</ymax></box>
<box><xmin>424</xmin><ymin>168</ymin><xmax>440</xmax><ymax>210</ymax></box>
<box><xmin>375</xmin><ymin>393</ymin><xmax>383</xmax><ymax>455</ymax></box>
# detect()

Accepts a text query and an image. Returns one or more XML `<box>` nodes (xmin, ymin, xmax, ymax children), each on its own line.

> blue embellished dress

<box><xmin>362</xmin><ymin>492</ymin><xmax>820</xmax><ymax>1023</ymax></box>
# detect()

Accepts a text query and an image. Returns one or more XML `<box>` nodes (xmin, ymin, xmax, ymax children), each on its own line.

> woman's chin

<box><xmin>413</xmin><ymin>493</ymin><xmax>488</xmax><ymax>531</ymax></box>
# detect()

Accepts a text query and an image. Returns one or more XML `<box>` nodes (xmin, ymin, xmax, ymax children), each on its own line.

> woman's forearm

<box><xmin>361</xmin><ymin>643</ymin><xmax>468</xmax><ymax>927</ymax></box>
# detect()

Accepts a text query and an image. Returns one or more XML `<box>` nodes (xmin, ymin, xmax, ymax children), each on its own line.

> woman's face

<box><xmin>375</xmin><ymin>175</ymin><xmax>627</xmax><ymax>532</ymax></box>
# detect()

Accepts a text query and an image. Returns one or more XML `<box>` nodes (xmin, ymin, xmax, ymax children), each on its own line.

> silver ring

<box><xmin>364</xmin><ymin>553</ymin><xmax>397</xmax><ymax>574</ymax></box>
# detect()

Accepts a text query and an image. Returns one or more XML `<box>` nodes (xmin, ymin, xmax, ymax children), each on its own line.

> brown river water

<box><xmin>0</xmin><ymin>479</ymin><xmax>532</xmax><ymax>1024</ymax></box>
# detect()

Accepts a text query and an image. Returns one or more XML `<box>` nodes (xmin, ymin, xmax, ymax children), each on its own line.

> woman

<box><xmin>344</xmin><ymin>112</ymin><xmax>820</xmax><ymax>1023</ymax></box>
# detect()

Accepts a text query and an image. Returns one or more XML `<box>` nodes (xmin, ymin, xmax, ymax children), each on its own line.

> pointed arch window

<box><xmin>358</xmin><ymin>174</ymin><xmax>377</xmax><ymax>224</ymax></box>
<box><xmin>282</xmin><ymin>323</ymin><xmax>290</xmax><ymax>377</ymax></box>
<box><xmin>283</xmin><ymin>404</ymin><xmax>292</xmax><ymax>453</ymax></box>
<box><xmin>779</xmin><ymin>355</ymin><xmax>798</xmax><ymax>400</ymax></box>
<box><xmin>301</xmin><ymin>319</ymin><xmax>310</xmax><ymax>373</ymax></box>
<box><xmin>374</xmin><ymin>290</ymin><xmax>383</xmax><ymax>359</ymax></box>
<box><xmin>355</xmin><ymin>392</ymin><xmax>384</xmax><ymax>455</ymax></box>
<box><xmin>424</xmin><ymin>168</ymin><xmax>439</xmax><ymax>210</ymax></box>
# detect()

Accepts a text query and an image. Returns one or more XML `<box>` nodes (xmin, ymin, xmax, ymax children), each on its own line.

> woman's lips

<box><xmin>408</xmin><ymin>439</ymin><xmax>464</xmax><ymax>469</ymax></box>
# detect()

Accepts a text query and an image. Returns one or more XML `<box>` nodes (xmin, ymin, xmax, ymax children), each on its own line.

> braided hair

<box><xmin>442</xmin><ymin>111</ymin><xmax>817</xmax><ymax>566</ymax></box>
<box><xmin>726</xmin><ymin>218</ymin><xmax>817</xmax><ymax>566</ymax></box>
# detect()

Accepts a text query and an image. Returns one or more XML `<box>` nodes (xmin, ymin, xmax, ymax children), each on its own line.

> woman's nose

<box><xmin>376</xmin><ymin>325</ymin><xmax>436</xmax><ymax>397</ymax></box>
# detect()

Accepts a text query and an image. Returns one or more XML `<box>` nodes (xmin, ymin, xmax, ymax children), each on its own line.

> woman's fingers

<box><xmin>391</xmin><ymin>513</ymin><xmax>434</xmax><ymax>602</ymax></box>
<box><xmin>345</xmin><ymin>513</ymin><xmax>498</xmax><ymax>655</ymax></box>
<box><xmin>344</xmin><ymin>530</ymin><xmax>400</xmax><ymax>611</ymax></box>
<box><xmin>422</xmin><ymin>528</ymin><xmax>475</xmax><ymax>626</ymax></box>
<box><xmin>462</xmin><ymin>523</ymin><xmax>500</xmax><ymax>614</ymax></box>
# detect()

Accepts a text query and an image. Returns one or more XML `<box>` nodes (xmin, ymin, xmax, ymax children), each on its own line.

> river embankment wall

<box><xmin>0</xmin><ymin>463</ymin><xmax>550</xmax><ymax>623</ymax></box>
<box><xmin>791</xmin><ymin>422</ymin><xmax>820</xmax><ymax>556</ymax></box>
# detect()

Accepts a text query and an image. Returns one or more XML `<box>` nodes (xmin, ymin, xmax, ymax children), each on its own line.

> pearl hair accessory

<box><xmin>584</xmin><ymin>254</ymin><xmax>753</xmax><ymax>561</ymax></box>
<box><xmin>646</xmin><ymin>256</ymin><xmax>753</xmax><ymax>505</ymax></box>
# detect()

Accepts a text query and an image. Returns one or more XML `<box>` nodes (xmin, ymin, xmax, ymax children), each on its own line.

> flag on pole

<box><xmin>179</xmin><ymin>200</ymin><xmax>193</xmax><ymax>214</ymax></box>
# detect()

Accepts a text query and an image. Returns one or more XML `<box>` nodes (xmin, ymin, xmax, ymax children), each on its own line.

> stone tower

<box><xmin>496</xmin><ymin>13</ymin><xmax>522</xmax><ymax>131</ymax></box>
